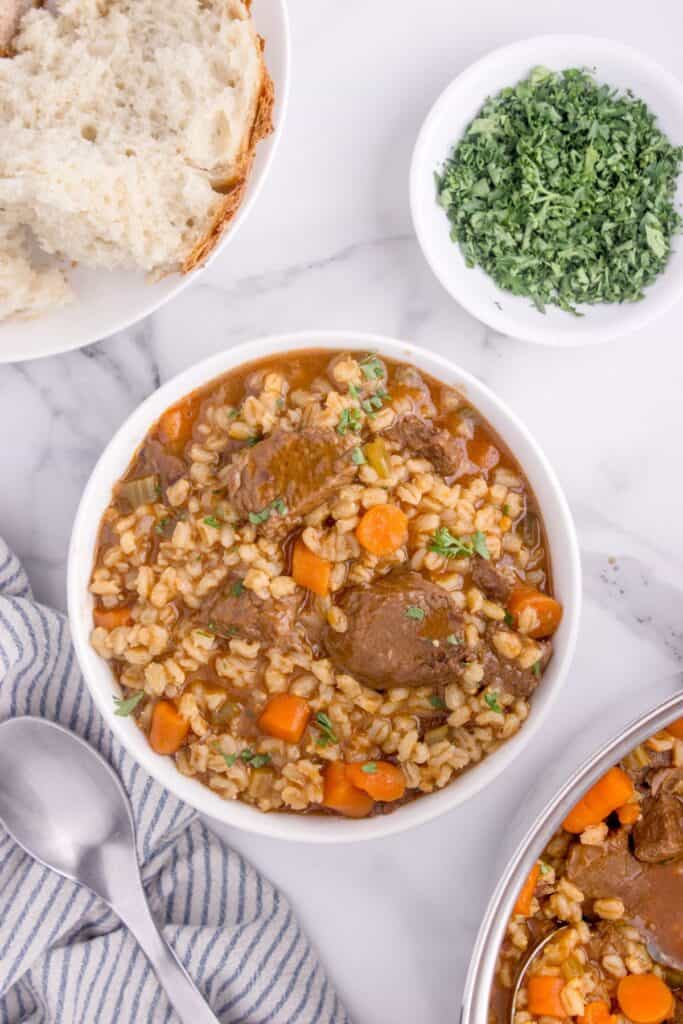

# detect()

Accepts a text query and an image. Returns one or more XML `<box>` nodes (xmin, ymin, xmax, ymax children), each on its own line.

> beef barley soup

<box><xmin>491</xmin><ymin>718</ymin><xmax>683</xmax><ymax>1024</ymax></box>
<box><xmin>89</xmin><ymin>350</ymin><xmax>562</xmax><ymax>817</ymax></box>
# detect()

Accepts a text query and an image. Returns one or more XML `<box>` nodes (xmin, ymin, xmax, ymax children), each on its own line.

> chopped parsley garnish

<box><xmin>405</xmin><ymin>605</ymin><xmax>425</xmax><ymax>621</ymax></box>
<box><xmin>359</xmin><ymin>354</ymin><xmax>385</xmax><ymax>380</ymax></box>
<box><xmin>248</xmin><ymin>498</ymin><xmax>288</xmax><ymax>525</ymax></box>
<box><xmin>203</xmin><ymin>515</ymin><xmax>221</xmax><ymax>529</ymax></box>
<box><xmin>230</xmin><ymin>579</ymin><xmax>245</xmax><ymax>598</ymax></box>
<box><xmin>246</xmin><ymin>435</ymin><xmax>261</xmax><ymax>447</ymax></box>
<box><xmin>436</xmin><ymin>66</ymin><xmax>683</xmax><ymax>314</ymax></box>
<box><xmin>276</xmin><ymin>397</ymin><xmax>285</xmax><ymax>409</ymax></box>
<box><xmin>504</xmin><ymin>611</ymin><xmax>515</xmax><ymax>627</ymax></box>
<box><xmin>539</xmin><ymin>861</ymin><xmax>552</xmax><ymax>875</ymax></box>
<box><xmin>532</xmin><ymin>661</ymin><xmax>542</xmax><ymax>679</ymax></box>
<box><xmin>348</xmin><ymin>383</ymin><xmax>360</xmax><ymax>399</ymax></box>
<box><xmin>336</xmin><ymin>407</ymin><xmax>362</xmax><ymax>436</ymax></box>
<box><xmin>219</xmin><ymin>748</ymin><xmax>272</xmax><ymax>769</ymax></box>
<box><xmin>155</xmin><ymin>517</ymin><xmax>171</xmax><ymax>534</ymax></box>
<box><xmin>227</xmin><ymin>408</ymin><xmax>240</xmax><ymax>421</ymax></box>
<box><xmin>429</xmin><ymin>695</ymin><xmax>447</xmax><ymax>710</ymax></box>
<box><xmin>221</xmin><ymin>752</ymin><xmax>238</xmax><ymax>767</ymax></box>
<box><xmin>484</xmin><ymin>693</ymin><xmax>503</xmax><ymax>714</ymax></box>
<box><xmin>502</xmin><ymin>504</ymin><xmax>511</xmax><ymax>517</ymax></box>
<box><xmin>351</xmin><ymin>446</ymin><xmax>366</xmax><ymax>466</ymax></box>
<box><xmin>208</xmin><ymin>620</ymin><xmax>239</xmax><ymax>639</ymax></box>
<box><xmin>315</xmin><ymin>711</ymin><xmax>338</xmax><ymax>746</ymax></box>
<box><xmin>446</xmin><ymin>633</ymin><xmax>461</xmax><ymax>645</ymax></box>
<box><xmin>428</xmin><ymin>526</ymin><xmax>490</xmax><ymax>561</ymax></box>
<box><xmin>361</xmin><ymin>762</ymin><xmax>378</xmax><ymax>774</ymax></box>
<box><xmin>113</xmin><ymin>690</ymin><xmax>145</xmax><ymax>717</ymax></box>
<box><xmin>247</xmin><ymin>753</ymin><xmax>272</xmax><ymax>769</ymax></box>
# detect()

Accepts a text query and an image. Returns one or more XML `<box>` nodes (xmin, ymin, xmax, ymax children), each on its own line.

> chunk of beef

<box><xmin>482</xmin><ymin>637</ymin><xmax>552</xmax><ymax>699</ymax></box>
<box><xmin>392</xmin><ymin>366</ymin><xmax>437</xmax><ymax>417</ymax></box>
<box><xmin>566</xmin><ymin>830</ymin><xmax>644</xmax><ymax>900</ymax></box>
<box><xmin>127</xmin><ymin>439</ymin><xmax>185</xmax><ymax>491</ymax></box>
<box><xmin>471</xmin><ymin>557</ymin><xmax>511</xmax><ymax>602</ymax></box>
<box><xmin>225</xmin><ymin>427</ymin><xmax>356</xmax><ymax>532</ymax></box>
<box><xmin>207</xmin><ymin>578</ymin><xmax>301</xmax><ymax>645</ymax></box>
<box><xmin>324</xmin><ymin>571</ymin><xmax>466</xmax><ymax>690</ymax></box>
<box><xmin>633</xmin><ymin>769</ymin><xmax>683</xmax><ymax>864</ymax></box>
<box><xmin>385</xmin><ymin>414</ymin><xmax>464</xmax><ymax>476</ymax></box>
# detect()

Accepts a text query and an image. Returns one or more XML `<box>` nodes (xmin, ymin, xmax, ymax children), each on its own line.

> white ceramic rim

<box><xmin>0</xmin><ymin>0</ymin><xmax>292</xmax><ymax>364</ymax></box>
<box><xmin>67</xmin><ymin>330</ymin><xmax>582</xmax><ymax>842</ymax></box>
<box><xmin>410</xmin><ymin>35</ymin><xmax>683</xmax><ymax>347</ymax></box>
<box><xmin>461</xmin><ymin>684</ymin><xmax>683</xmax><ymax>1024</ymax></box>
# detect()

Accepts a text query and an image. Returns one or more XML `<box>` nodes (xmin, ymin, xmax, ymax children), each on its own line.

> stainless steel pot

<box><xmin>461</xmin><ymin>676</ymin><xmax>683</xmax><ymax>1024</ymax></box>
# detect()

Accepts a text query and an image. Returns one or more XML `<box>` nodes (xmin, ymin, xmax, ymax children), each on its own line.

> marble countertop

<box><xmin>2</xmin><ymin>1</ymin><xmax>683</xmax><ymax>1021</ymax></box>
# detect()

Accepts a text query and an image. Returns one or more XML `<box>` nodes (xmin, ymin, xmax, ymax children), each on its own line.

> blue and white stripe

<box><xmin>0</xmin><ymin>540</ymin><xmax>349</xmax><ymax>1024</ymax></box>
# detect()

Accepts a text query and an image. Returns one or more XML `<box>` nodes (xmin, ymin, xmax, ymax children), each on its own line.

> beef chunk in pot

<box><xmin>207</xmin><ymin>578</ymin><xmax>301</xmax><ymax>645</ymax></box>
<box><xmin>566</xmin><ymin>830</ymin><xmax>644</xmax><ymax>900</ymax></box>
<box><xmin>225</xmin><ymin>427</ymin><xmax>356</xmax><ymax>532</ymax></box>
<box><xmin>471</xmin><ymin>557</ymin><xmax>511</xmax><ymax>602</ymax></box>
<box><xmin>124</xmin><ymin>439</ymin><xmax>185</xmax><ymax>495</ymax></box>
<box><xmin>385</xmin><ymin>414</ymin><xmax>464</xmax><ymax>476</ymax></box>
<box><xmin>482</xmin><ymin>637</ymin><xmax>552</xmax><ymax>699</ymax></box>
<box><xmin>633</xmin><ymin>768</ymin><xmax>683</xmax><ymax>864</ymax></box>
<box><xmin>324</xmin><ymin>571</ymin><xmax>466</xmax><ymax>690</ymax></box>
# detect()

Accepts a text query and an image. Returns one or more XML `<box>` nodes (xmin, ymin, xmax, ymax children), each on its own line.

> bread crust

<box><xmin>182</xmin><ymin>44</ymin><xmax>275</xmax><ymax>274</ymax></box>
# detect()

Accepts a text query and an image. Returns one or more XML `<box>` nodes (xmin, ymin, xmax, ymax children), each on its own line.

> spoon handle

<box><xmin>117</xmin><ymin>896</ymin><xmax>221</xmax><ymax>1024</ymax></box>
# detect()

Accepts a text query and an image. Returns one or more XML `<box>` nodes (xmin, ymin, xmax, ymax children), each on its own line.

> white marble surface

<box><xmin>2</xmin><ymin>1</ymin><xmax>683</xmax><ymax>1021</ymax></box>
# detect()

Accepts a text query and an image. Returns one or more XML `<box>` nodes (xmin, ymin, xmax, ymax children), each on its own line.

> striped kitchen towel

<box><xmin>0</xmin><ymin>539</ymin><xmax>349</xmax><ymax>1024</ymax></box>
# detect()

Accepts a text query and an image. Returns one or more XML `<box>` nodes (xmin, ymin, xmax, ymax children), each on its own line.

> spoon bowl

<box><xmin>0</xmin><ymin>717</ymin><xmax>219</xmax><ymax>1024</ymax></box>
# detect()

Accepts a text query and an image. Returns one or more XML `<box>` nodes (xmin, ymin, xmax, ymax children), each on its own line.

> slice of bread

<box><xmin>0</xmin><ymin>223</ymin><xmax>72</xmax><ymax>320</ymax></box>
<box><xmin>0</xmin><ymin>0</ymin><xmax>273</xmax><ymax>317</ymax></box>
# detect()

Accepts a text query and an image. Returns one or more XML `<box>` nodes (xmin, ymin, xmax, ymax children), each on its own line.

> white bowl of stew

<box><xmin>67</xmin><ymin>331</ymin><xmax>581</xmax><ymax>841</ymax></box>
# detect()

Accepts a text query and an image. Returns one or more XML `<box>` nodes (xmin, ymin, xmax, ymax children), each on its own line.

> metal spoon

<box><xmin>509</xmin><ymin>926</ymin><xmax>568</xmax><ymax>1023</ymax></box>
<box><xmin>0</xmin><ymin>717</ymin><xmax>220</xmax><ymax>1024</ymax></box>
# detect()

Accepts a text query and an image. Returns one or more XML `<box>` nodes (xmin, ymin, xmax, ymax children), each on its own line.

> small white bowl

<box><xmin>67</xmin><ymin>330</ymin><xmax>582</xmax><ymax>842</ymax></box>
<box><xmin>411</xmin><ymin>36</ymin><xmax>683</xmax><ymax>347</ymax></box>
<box><xmin>0</xmin><ymin>0</ymin><xmax>290</xmax><ymax>364</ymax></box>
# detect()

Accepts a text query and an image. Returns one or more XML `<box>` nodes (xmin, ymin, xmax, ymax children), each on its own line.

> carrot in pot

<box><xmin>93</xmin><ymin>606</ymin><xmax>132</xmax><ymax>630</ymax></box>
<box><xmin>513</xmin><ymin>862</ymin><xmax>540</xmax><ymax>917</ymax></box>
<box><xmin>292</xmin><ymin>539</ymin><xmax>331</xmax><ymax>597</ymax></box>
<box><xmin>617</xmin><ymin>974</ymin><xmax>674</xmax><ymax>1024</ymax></box>
<box><xmin>322</xmin><ymin>763</ymin><xmax>374</xmax><ymax>818</ymax></box>
<box><xmin>258</xmin><ymin>693</ymin><xmax>310</xmax><ymax>744</ymax></box>
<box><xmin>356</xmin><ymin>504</ymin><xmax>408</xmax><ymax>557</ymax></box>
<box><xmin>579</xmin><ymin>1000</ymin><xmax>615</xmax><ymax>1024</ymax></box>
<box><xmin>158</xmin><ymin>395</ymin><xmax>199</xmax><ymax>451</ymax></box>
<box><xmin>345</xmin><ymin>761</ymin><xmax>406</xmax><ymax>802</ymax></box>
<box><xmin>666</xmin><ymin>716</ymin><xmax>683</xmax><ymax>740</ymax></box>
<box><xmin>527</xmin><ymin>975</ymin><xmax>566</xmax><ymax>1017</ymax></box>
<box><xmin>508</xmin><ymin>585</ymin><xmax>563</xmax><ymax>638</ymax></box>
<box><xmin>617</xmin><ymin>803</ymin><xmax>641</xmax><ymax>826</ymax></box>
<box><xmin>149</xmin><ymin>700</ymin><xmax>189</xmax><ymax>755</ymax></box>
<box><xmin>562</xmin><ymin>766</ymin><xmax>635</xmax><ymax>833</ymax></box>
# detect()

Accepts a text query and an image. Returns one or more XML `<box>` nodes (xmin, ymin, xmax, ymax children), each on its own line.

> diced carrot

<box><xmin>513</xmin><ymin>862</ymin><xmax>540</xmax><ymax>917</ymax></box>
<box><xmin>579</xmin><ymin>1000</ymin><xmax>615</xmax><ymax>1024</ymax></box>
<box><xmin>345</xmin><ymin>761</ymin><xmax>406</xmax><ymax>802</ymax></box>
<box><xmin>508</xmin><ymin>585</ymin><xmax>563</xmax><ymax>638</ymax></box>
<box><xmin>666</xmin><ymin>716</ymin><xmax>683</xmax><ymax>740</ymax></box>
<box><xmin>322</xmin><ymin>763</ymin><xmax>374</xmax><ymax>818</ymax></box>
<box><xmin>527</xmin><ymin>975</ymin><xmax>566</xmax><ymax>1018</ymax></box>
<box><xmin>617</xmin><ymin>974</ymin><xmax>674</xmax><ymax>1024</ymax></box>
<box><xmin>617</xmin><ymin>803</ymin><xmax>641</xmax><ymax>826</ymax></box>
<box><xmin>149</xmin><ymin>700</ymin><xmax>189</xmax><ymax>755</ymax></box>
<box><xmin>563</xmin><ymin>766</ymin><xmax>635</xmax><ymax>833</ymax></box>
<box><xmin>468</xmin><ymin>435</ymin><xmax>500</xmax><ymax>471</ymax></box>
<box><xmin>292</xmin><ymin>539</ymin><xmax>331</xmax><ymax>597</ymax></box>
<box><xmin>356</xmin><ymin>505</ymin><xmax>408</xmax><ymax>557</ymax></box>
<box><xmin>258</xmin><ymin>694</ymin><xmax>311</xmax><ymax>744</ymax></box>
<box><xmin>158</xmin><ymin>395</ymin><xmax>200</xmax><ymax>451</ymax></box>
<box><xmin>93</xmin><ymin>606</ymin><xmax>132</xmax><ymax>630</ymax></box>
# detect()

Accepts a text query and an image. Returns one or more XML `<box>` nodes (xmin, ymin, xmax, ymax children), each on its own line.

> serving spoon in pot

<box><xmin>0</xmin><ymin>717</ymin><xmax>220</xmax><ymax>1024</ymax></box>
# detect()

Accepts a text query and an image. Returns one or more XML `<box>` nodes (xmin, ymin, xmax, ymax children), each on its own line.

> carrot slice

<box><xmin>258</xmin><ymin>694</ymin><xmax>311</xmax><ymax>744</ymax></box>
<box><xmin>356</xmin><ymin>505</ymin><xmax>408</xmax><ymax>556</ymax></box>
<box><xmin>563</xmin><ymin>766</ymin><xmax>635</xmax><ymax>833</ymax></box>
<box><xmin>579</xmin><ymin>1000</ymin><xmax>615</xmax><ymax>1024</ymax></box>
<box><xmin>617</xmin><ymin>803</ymin><xmax>641</xmax><ymax>826</ymax></box>
<box><xmin>527</xmin><ymin>975</ymin><xmax>566</xmax><ymax>1017</ymax></box>
<box><xmin>513</xmin><ymin>862</ymin><xmax>540</xmax><ymax>917</ymax></box>
<box><xmin>158</xmin><ymin>395</ymin><xmax>200</xmax><ymax>451</ymax></box>
<box><xmin>508</xmin><ymin>585</ymin><xmax>563</xmax><ymax>638</ymax></box>
<box><xmin>666</xmin><ymin>716</ymin><xmax>683</xmax><ymax>740</ymax></box>
<box><xmin>149</xmin><ymin>701</ymin><xmax>189</xmax><ymax>755</ymax></box>
<box><xmin>93</xmin><ymin>606</ymin><xmax>132</xmax><ymax>630</ymax></box>
<box><xmin>292</xmin><ymin>539</ymin><xmax>331</xmax><ymax>597</ymax></box>
<box><xmin>617</xmin><ymin>974</ymin><xmax>674</xmax><ymax>1024</ymax></box>
<box><xmin>322</xmin><ymin>763</ymin><xmax>374</xmax><ymax>818</ymax></box>
<box><xmin>345</xmin><ymin>761</ymin><xmax>406</xmax><ymax>802</ymax></box>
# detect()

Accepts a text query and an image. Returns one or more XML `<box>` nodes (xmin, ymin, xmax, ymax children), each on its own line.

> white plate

<box><xmin>411</xmin><ymin>36</ymin><xmax>683</xmax><ymax>346</ymax></box>
<box><xmin>0</xmin><ymin>0</ymin><xmax>291</xmax><ymax>364</ymax></box>
<box><xmin>67</xmin><ymin>330</ymin><xmax>582</xmax><ymax>843</ymax></box>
